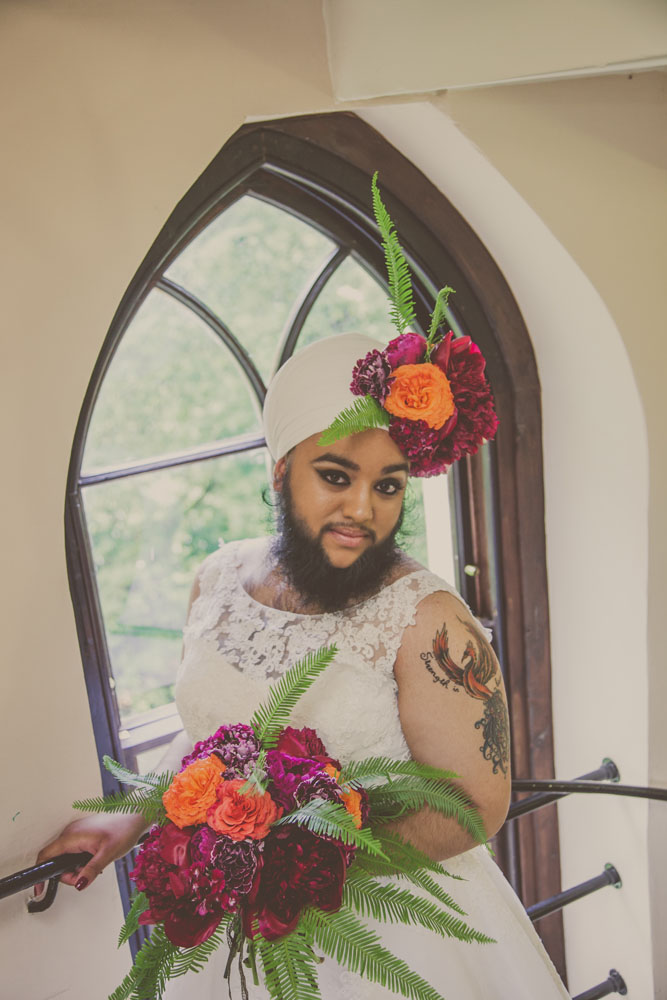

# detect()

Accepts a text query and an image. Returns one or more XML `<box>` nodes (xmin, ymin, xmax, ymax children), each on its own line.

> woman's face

<box><xmin>273</xmin><ymin>429</ymin><xmax>409</xmax><ymax>569</ymax></box>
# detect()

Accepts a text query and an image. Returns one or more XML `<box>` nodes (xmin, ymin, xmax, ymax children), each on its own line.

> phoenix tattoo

<box><xmin>430</xmin><ymin>617</ymin><xmax>510</xmax><ymax>776</ymax></box>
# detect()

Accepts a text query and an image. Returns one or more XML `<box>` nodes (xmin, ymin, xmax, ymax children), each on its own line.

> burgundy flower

<box><xmin>159</xmin><ymin>823</ymin><xmax>193</xmax><ymax>867</ymax></box>
<box><xmin>276</xmin><ymin>726</ymin><xmax>339</xmax><ymax>768</ymax></box>
<box><xmin>350</xmin><ymin>349</ymin><xmax>393</xmax><ymax>403</ymax></box>
<box><xmin>160</xmin><ymin>908</ymin><xmax>222</xmax><ymax>948</ymax></box>
<box><xmin>385</xmin><ymin>332</ymin><xmax>427</xmax><ymax>367</ymax></box>
<box><xmin>266</xmin><ymin>751</ymin><xmax>329</xmax><ymax>811</ymax></box>
<box><xmin>131</xmin><ymin>825</ymin><xmax>175</xmax><ymax>899</ymax></box>
<box><xmin>244</xmin><ymin>826</ymin><xmax>347</xmax><ymax>940</ymax></box>
<box><xmin>131</xmin><ymin>822</ymin><xmax>248</xmax><ymax>948</ymax></box>
<box><xmin>212</xmin><ymin>837</ymin><xmax>262</xmax><ymax>896</ymax></box>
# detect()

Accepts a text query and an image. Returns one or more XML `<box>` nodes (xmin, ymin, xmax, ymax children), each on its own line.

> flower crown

<box><xmin>319</xmin><ymin>174</ymin><xmax>498</xmax><ymax>477</ymax></box>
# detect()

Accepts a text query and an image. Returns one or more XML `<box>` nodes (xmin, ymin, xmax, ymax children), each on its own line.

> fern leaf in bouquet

<box><xmin>317</xmin><ymin>395</ymin><xmax>390</xmax><ymax>447</ymax></box>
<box><xmin>256</xmin><ymin>927</ymin><xmax>321</xmax><ymax>1000</ymax></box>
<box><xmin>274</xmin><ymin>797</ymin><xmax>388</xmax><ymax>858</ymax></box>
<box><xmin>102</xmin><ymin>755</ymin><xmax>171</xmax><ymax>789</ymax></box>
<box><xmin>343</xmin><ymin>867</ymin><xmax>494</xmax><ymax>944</ymax></box>
<box><xmin>72</xmin><ymin>781</ymin><xmax>171</xmax><ymax>825</ymax></box>
<box><xmin>250</xmin><ymin>644</ymin><xmax>338</xmax><ymax>746</ymax></box>
<box><xmin>300</xmin><ymin>905</ymin><xmax>447</xmax><ymax>1000</ymax></box>
<box><xmin>117</xmin><ymin>891</ymin><xmax>150</xmax><ymax>948</ymax></box>
<box><xmin>372</xmin><ymin>170</ymin><xmax>417</xmax><ymax>335</ymax></box>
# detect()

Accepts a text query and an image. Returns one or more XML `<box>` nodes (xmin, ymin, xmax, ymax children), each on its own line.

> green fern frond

<box><xmin>109</xmin><ymin>924</ymin><xmax>179</xmax><ymax>1000</ymax></box>
<box><xmin>256</xmin><ymin>927</ymin><xmax>321</xmax><ymax>1000</ymax></box>
<box><xmin>274</xmin><ymin>798</ymin><xmax>388</xmax><ymax>858</ymax></box>
<box><xmin>317</xmin><ymin>396</ymin><xmax>390</xmax><ymax>448</ymax></box>
<box><xmin>341</xmin><ymin>756</ymin><xmax>460</xmax><ymax>787</ymax></box>
<box><xmin>425</xmin><ymin>286</ymin><xmax>455</xmax><ymax>353</ymax></box>
<box><xmin>366</xmin><ymin>776</ymin><xmax>487</xmax><ymax>844</ymax></box>
<box><xmin>103</xmin><ymin>756</ymin><xmax>173</xmax><ymax>790</ymax></box>
<box><xmin>250</xmin><ymin>645</ymin><xmax>338</xmax><ymax>747</ymax></box>
<box><xmin>300</xmin><ymin>904</ymin><xmax>446</xmax><ymax>1000</ymax></box>
<box><xmin>352</xmin><ymin>829</ymin><xmax>448</xmax><ymax>877</ymax></box>
<box><xmin>117</xmin><ymin>891</ymin><xmax>149</xmax><ymax>948</ymax></box>
<box><xmin>73</xmin><ymin>784</ymin><xmax>168</xmax><ymax>824</ymax></box>
<box><xmin>372</xmin><ymin>171</ymin><xmax>417</xmax><ymax>335</ymax></box>
<box><xmin>344</xmin><ymin>868</ymin><xmax>493</xmax><ymax>943</ymax></box>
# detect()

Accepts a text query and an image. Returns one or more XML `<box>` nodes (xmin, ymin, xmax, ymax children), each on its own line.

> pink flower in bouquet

<box><xmin>207</xmin><ymin>780</ymin><xmax>282</xmax><ymax>841</ymax></box>
<box><xmin>244</xmin><ymin>826</ymin><xmax>347</xmax><ymax>940</ymax></box>
<box><xmin>385</xmin><ymin>332</ymin><xmax>427</xmax><ymax>367</ymax></box>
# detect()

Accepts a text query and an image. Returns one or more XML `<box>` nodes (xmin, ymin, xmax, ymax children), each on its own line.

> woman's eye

<box><xmin>376</xmin><ymin>479</ymin><xmax>405</xmax><ymax>496</ymax></box>
<box><xmin>318</xmin><ymin>469</ymin><xmax>349</xmax><ymax>486</ymax></box>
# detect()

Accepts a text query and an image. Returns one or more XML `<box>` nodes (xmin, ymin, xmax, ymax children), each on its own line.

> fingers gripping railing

<box><xmin>0</xmin><ymin>852</ymin><xmax>91</xmax><ymax>912</ymax></box>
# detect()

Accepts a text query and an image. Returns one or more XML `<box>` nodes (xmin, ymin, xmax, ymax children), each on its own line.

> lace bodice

<box><xmin>175</xmin><ymin>538</ymin><xmax>464</xmax><ymax>762</ymax></box>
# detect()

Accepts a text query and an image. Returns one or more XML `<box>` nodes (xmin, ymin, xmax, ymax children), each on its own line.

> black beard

<box><xmin>272</xmin><ymin>473</ymin><xmax>403</xmax><ymax>613</ymax></box>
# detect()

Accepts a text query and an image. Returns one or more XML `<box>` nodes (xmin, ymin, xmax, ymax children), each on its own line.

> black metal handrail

<box><xmin>572</xmin><ymin>969</ymin><xmax>627</xmax><ymax>1000</ymax></box>
<box><xmin>0</xmin><ymin>852</ymin><xmax>91</xmax><ymax>912</ymax></box>
<box><xmin>508</xmin><ymin>759</ymin><xmax>620</xmax><ymax>820</ymax></box>
<box><xmin>512</xmin><ymin>778</ymin><xmax>667</xmax><ymax>802</ymax></box>
<box><xmin>527</xmin><ymin>865</ymin><xmax>621</xmax><ymax>922</ymax></box>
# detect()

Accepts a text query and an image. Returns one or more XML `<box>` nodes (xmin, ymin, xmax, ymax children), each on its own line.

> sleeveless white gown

<box><xmin>166</xmin><ymin>539</ymin><xmax>569</xmax><ymax>999</ymax></box>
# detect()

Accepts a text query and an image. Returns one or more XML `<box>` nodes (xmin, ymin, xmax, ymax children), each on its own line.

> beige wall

<box><xmin>1</xmin><ymin>1</ymin><xmax>665</xmax><ymax>997</ymax></box>
<box><xmin>325</xmin><ymin>0</ymin><xmax>667</xmax><ymax>96</ymax></box>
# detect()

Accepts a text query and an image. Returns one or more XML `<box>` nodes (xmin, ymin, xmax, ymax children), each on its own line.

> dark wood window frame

<box><xmin>65</xmin><ymin>111</ymin><xmax>564</xmax><ymax>976</ymax></box>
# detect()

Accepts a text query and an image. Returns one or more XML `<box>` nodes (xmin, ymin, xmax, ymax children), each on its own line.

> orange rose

<box><xmin>163</xmin><ymin>755</ymin><xmax>226</xmax><ymax>829</ymax></box>
<box><xmin>207</xmin><ymin>780</ymin><xmax>282</xmax><ymax>841</ymax></box>
<box><xmin>324</xmin><ymin>765</ymin><xmax>363</xmax><ymax>830</ymax></box>
<box><xmin>384</xmin><ymin>363</ymin><xmax>455</xmax><ymax>430</ymax></box>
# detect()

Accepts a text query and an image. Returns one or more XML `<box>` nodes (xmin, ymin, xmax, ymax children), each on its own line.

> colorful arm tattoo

<box><xmin>421</xmin><ymin>617</ymin><xmax>510</xmax><ymax>776</ymax></box>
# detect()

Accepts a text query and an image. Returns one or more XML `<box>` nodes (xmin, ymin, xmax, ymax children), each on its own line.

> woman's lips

<box><xmin>325</xmin><ymin>527</ymin><xmax>371</xmax><ymax>548</ymax></box>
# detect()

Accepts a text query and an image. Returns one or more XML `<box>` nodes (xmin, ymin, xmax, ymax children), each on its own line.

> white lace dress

<box><xmin>167</xmin><ymin>539</ymin><xmax>569</xmax><ymax>1000</ymax></box>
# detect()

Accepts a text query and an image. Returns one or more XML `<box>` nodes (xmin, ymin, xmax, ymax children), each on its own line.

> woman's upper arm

<box><xmin>394</xmin><ymin>590</ymin><xmax>511</xmax><ymax>836</ymax></box>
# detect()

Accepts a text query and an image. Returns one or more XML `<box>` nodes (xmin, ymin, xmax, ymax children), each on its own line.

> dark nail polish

<box><xmin>75</xmin><ymin>876</ymin><xmax>89</xmax><ymax>891</ymax></box>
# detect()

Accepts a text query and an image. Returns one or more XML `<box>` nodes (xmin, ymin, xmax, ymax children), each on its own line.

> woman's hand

<box><xmin>35</xmin><ymin>811</ymin><xmax>148</xmax><ymax>893</ymax></box>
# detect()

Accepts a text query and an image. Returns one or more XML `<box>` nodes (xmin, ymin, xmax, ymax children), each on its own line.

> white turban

<box><xmin>262</xmin><ymin>333</ymin><xmax>386</xmax><ymax>461</ymax></box>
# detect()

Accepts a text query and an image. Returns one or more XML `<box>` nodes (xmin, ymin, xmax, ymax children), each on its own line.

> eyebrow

<box><xmin>312</xmin><ymin>453</ymin><xmax>409</xmax><ymax>475</ymax></box>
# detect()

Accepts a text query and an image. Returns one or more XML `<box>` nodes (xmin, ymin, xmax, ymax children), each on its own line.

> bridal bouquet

<box><xmin>75</xmin><ymin>645</ymin><xmax>492</xmax><ymax>1000</ymax></box>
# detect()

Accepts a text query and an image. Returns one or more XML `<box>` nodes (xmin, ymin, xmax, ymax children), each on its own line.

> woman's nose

<box><xmin>341</xmin><ymin>483</ymin><xmax>373</xmax><ymax>522</ymax></box>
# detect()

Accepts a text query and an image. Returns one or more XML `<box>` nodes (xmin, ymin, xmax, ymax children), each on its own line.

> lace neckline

<box><xmin>228</xmin><ymin>538</ymin><xmax>427</xmax><ymax>620</ymax></box>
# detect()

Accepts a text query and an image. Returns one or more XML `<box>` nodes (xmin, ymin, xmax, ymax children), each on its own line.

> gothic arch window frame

<box><xmin>65</xmin><ymin>111</ymin><xmax>563</xmax><ymax>972</ymax></box>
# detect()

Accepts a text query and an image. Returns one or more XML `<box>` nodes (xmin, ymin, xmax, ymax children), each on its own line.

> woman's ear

<box><xmin>273</xmin><ymin>456</ymin><xmax>287</xmax><ymax>493</ymax></box>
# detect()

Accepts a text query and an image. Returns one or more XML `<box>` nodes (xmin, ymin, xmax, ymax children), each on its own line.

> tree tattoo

<box><xmin>423</xmin><ymin>617</ymin><xmax>510</xmax><ymax>776</ymax></box>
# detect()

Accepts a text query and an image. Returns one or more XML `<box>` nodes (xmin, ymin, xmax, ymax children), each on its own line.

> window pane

<box><xmin>166</xmin><ymin>196</ymin><xmax>334</xmax><ymax>381</ymax></box>
<box><xmin>296</xmin><ymin>255</ymin><xmax>396</xmax><ymax>350</ymax></box>
<box><xmin>82</xmin><ymin>290</ymin><xmax>262</xmax><ymax>474</ymax></box>
<box><xmin>82</xmin><ymin>449</ymin><xmax>271</xmax><ymax>721</ymax></box>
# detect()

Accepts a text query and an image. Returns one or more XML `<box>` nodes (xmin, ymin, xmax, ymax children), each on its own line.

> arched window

<box><xmin>66</xmin><ymin>113</ymin><xmax>563</xmax><ymax>970</ymax></box>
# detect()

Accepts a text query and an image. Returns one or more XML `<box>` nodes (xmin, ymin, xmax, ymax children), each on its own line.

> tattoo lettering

<box><xmin>425</xmin><ymin>617</ymin><xmax>510</xmax><ymax>776</ymax></box>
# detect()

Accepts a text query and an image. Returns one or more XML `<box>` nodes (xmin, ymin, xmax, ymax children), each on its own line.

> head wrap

<box><xmin>262</xmin><ymin>334</ymin><xmax>386</xmax><ymax>462</ymax></box>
